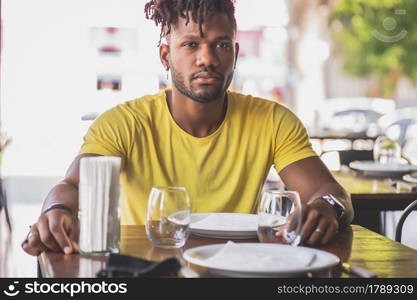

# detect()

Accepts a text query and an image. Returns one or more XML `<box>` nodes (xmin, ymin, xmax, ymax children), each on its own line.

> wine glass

<box><xmin>257</xmin><ymin>190</ymin><xmax>302</xmax><ymax>246</ymax></box>
<box><xmin>373</xmin><ymin>136</ymin><xmax>401</xmax><ymax>164</ymax></box>
<box><xmin>145</xmin><ymin>187</ymin><xmax>191</xmax><ymax>249</ymax></box>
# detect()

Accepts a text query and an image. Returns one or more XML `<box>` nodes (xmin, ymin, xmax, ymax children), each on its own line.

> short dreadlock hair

<box><xmin>144</xmin><ymin>0</ymin><xmax>237</xmax><ymax>46</ymax></box>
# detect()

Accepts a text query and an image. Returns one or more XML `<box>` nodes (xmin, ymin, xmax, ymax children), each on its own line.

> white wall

<box><xmin>1</xmin><ymin>0</ymin><xmax>161</xmax><ymax>277</ymax></box>
<box><xmin>1</xmin><ymin>0</ymin><xmax>161</xmax><ymax>177</ymax></box>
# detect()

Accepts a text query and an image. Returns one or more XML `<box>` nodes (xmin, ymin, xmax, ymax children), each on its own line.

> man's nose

<box><xmin>196</xmin><ymin>45</ymin><xmax>220</xmax><ymax>68</ymax></box>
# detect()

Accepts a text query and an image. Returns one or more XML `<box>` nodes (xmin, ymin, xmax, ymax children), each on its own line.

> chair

<box><xmin>395</xmin><ymin>199</ymin><xmax>417</xmax><ymax>243</ymax></box>
<box><xmin>338</xmin><ymin>150</ymin><xmax>374</xmax><ymax>166</ymax></box>
<box><xmin>377</xmin><ymin>107</ymin><xmax>417</xmax><ymax>146</ymax></box>
<box><xmin>318</xmin><ymin>97</ymin><xmax>395</xmax><ymax>135</ymax></box>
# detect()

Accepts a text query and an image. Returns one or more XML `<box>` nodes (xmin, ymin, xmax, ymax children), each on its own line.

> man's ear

<box><xmin>234</xmin><ymin>42</ymin><xmax>240</xmax><ymax>69</ymax></box>
<box><xmin>159</xmin><ymin>43</ymin><xmax>170</xmax><ymax>70</ymax></box>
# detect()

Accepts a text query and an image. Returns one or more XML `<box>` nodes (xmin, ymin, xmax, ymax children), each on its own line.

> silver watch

<box><xmin>315</xmin><ymin>194</ymin><xmax>345</xmax><ymax>220</ymax></box>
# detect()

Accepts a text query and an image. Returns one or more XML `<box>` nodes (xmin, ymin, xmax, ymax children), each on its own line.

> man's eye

<box><xmin>218</xmin><ymin>42</ymin><xmax>232</xmax><ymax>49</ymax></box>
<box><xmin>184</xmin><ymin>42</ymin><xmax>198</xmax><ymax>48</ymax></box>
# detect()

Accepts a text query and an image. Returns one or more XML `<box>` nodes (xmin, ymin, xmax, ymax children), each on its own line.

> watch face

<box><xmin>319</xmin><ymin>195</ymin><xmax>345</xmax><ymax>219</ymax></box>
<box><xmin>326</xmin><ymin>196</ymin><xmax>336</xmax><ymax>205</ymax></box>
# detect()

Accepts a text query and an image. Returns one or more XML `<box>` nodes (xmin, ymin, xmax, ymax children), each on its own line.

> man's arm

<box><xmin>279</xmin><ymin>156</ymin><xmax>354</xmax><ymax>246</ymax></box>
<box><xmin>22</xmin><ymin>153</ymin><xmax>101</xmax><ymax>256</ymax></box>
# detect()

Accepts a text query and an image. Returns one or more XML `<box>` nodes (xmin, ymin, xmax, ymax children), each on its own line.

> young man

<box><xmin>23</xmin><ymin>0</ymin><xmax>353</xmax><ymax>256</ymax></box>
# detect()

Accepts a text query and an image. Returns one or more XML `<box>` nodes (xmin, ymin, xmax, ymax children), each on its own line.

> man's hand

<box><xmin>279</xmin><ymin>156</ymin><xmax>354</xmax><ymax>246</ymax></box>
<box><xmin>22</xmin><ymin>154</ymin><xmax>100</xmax><ymax>256</ymax></box>
<box><xmin>300</xmin><ymin>200</ymin><xmax>339</xmax><ymax>246</ymax></box>
<box><xmin>22</xmin><ymin>208</ymin><xmax>79</xmax><ymax>256</ymax></box>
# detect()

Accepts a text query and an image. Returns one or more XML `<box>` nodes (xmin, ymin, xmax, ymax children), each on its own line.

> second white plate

<box><xmin>403</xmin><ymin>173</ymin><xmax>417</xmax><ymax>183</ymax></box>
<box><xmin>189</xmin><ymin>213</ymin><xmax>258</xmax><ymax>239</ymax></box>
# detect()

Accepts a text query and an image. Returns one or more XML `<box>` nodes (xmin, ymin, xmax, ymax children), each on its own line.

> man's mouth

<box><xmin>193</xmin><ymin>77</ymin><xmax>220</xmax><ymax>84</ymax></box>
<box><xmin>192</xmin><ymin>73</ymin><xmax>222</xmax><ymax>84</ymax></box>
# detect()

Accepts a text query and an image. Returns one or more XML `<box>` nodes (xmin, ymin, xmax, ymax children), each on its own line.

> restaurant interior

<box><xmin>1</xmin><ymin>0</ymin><xmax>417</xmax><ymax>278</ymax></box>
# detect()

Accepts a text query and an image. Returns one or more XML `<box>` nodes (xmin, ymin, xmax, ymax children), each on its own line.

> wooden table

<box><xmin>333</xmin><ymin>171</ymin><xmax>417</xmax><ymax>234</ymax></box>
<box><xmin>38</xmin><ymin>225</ymin><xmax>417</xmax><ymax>278</ymax></box>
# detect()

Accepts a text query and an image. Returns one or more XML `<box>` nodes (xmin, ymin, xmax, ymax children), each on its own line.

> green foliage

<box><xmin>330</xmin><ymin>0</ymin><xmax>417</xmax><ymax>96</ymax></box>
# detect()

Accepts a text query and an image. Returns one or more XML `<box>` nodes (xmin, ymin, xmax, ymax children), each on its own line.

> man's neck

<box><xmin>166</xmin><ymin>88</ymin><xmax>227</xmax><ymax>138</ymax></box>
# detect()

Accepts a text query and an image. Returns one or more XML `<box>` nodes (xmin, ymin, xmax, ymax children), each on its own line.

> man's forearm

<box><xmin>41</xmin><ymin>181</ymin><xmax>79</xmax><ymax>214</ymax></box>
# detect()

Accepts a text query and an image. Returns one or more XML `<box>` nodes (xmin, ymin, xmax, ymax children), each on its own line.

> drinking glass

<box><xmin>145</xmin><ymin>187</ymin><xmax>191</xmax><ymax>249</ymax></box>
<box><xmin>257</xmin><ymin>190</ymin><xmax>302</xmax><ymax>246</ymax></box>
<box><xmin>373</xmin><ymin>136</ymin><xmax>401</xmax><ymax>164</ymax></box>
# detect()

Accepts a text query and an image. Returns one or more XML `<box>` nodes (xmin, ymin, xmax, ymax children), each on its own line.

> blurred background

<box><xmin>1</xmin><ymin>0</ymin><xmax>417</xmax><ymax>276</ymax></box>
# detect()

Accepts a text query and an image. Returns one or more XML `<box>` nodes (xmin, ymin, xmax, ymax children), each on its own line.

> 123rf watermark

<box><xmin>3</xmin><ymin>281</ymin><xmax>127</xmax><ymax>297</ymax></box>
<box><xmin>277</xmin><ymin>284</ymin><xmax>414</xmax><ymax>295</ymax></box>
<box><xmin>372</xmin><ymin>9</ymin><xmax>408</xmax><ymax>43</ymax></box>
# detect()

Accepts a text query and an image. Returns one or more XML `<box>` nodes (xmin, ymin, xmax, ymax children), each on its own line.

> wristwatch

<box><xmin>314</xmin><ymin>194</ymin><xmax>345</xmax><ymax>221</ymax></box>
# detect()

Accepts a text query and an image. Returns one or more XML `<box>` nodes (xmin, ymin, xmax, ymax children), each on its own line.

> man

<box><xmin>23</xmin><ymin>0</ymin><xmax>353</xmax><ymax>256</ymax></box>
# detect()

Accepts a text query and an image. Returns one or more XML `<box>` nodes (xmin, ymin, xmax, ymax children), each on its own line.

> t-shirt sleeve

<box><xmin>273</xmin><ymin>106</ymin><xmax>317</xmax><ymax>172</ymax></box>
<box><xmin>79</xmin><ymin>106</ymin><xmax>133</xmax><ymax>163</ymax></box>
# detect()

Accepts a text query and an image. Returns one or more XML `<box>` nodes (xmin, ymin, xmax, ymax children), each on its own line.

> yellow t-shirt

<box><xmin>80</xmin><ymin>89</ymin><xmax>317</xmax><ymax>225</ymax></box>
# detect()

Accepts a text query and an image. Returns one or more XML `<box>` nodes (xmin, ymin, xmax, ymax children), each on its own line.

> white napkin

<box><xmin>190</xmin><ymin>213</ymin><xmax>257</xmax><ymax>231</ymax></box>
<box><xmin>204</xmin><ymin>241</ymin><xmax>315</xmax><ymax>272</ymax></box>
<box><xmin>79</xmin><ymin>156</ymin><xmax>121</xmax><ymax>252</ymax></box>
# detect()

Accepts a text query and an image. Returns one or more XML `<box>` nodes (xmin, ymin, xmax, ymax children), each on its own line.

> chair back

<box><xmin>395</xmin><ymin>199</ymin><xmax>417</xmax><ymax>243</ymax></box>
<box><xmin>338</xmin><ymin>150</ymin><xmax>374</xmax><ymax>166</ymax></box>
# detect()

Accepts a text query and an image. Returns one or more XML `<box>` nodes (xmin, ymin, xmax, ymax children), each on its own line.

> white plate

<box><xmin>403</xmin><ymin>173</ymin><xmax>417</xmax><ymax>183</ymax></box>
<box><xmin>189</xmin><ymin>213</ymin><xmax>258</xmax><ymax>239</ymax></box>
<box><xmin>349</xmin><ymin>161</ymin><xmax>417</xmax><ymax>177</ymax></box>
<box><xmin>183</xmin><ymin>243</ymin><xmax>340</xmax><ymax>277</ymax></box>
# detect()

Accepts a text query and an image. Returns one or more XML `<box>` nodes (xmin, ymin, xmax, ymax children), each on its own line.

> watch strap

<box><xmin>42</xmin><ymin>204</ymin><xmax>76</xmax><ymax>219</ymax></box>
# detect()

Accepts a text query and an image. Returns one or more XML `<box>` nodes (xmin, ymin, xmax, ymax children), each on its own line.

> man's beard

<box><xmin>170</xmin><ymin>65</ymin><xmax>232</xmax><ymax>103</ymax></box>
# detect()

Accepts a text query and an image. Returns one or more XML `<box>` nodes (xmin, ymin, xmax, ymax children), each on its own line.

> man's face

<box><xmin>164</xmin><ymin>13</ymin><xmax>238</xmax><ymax>103</ymax></box>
